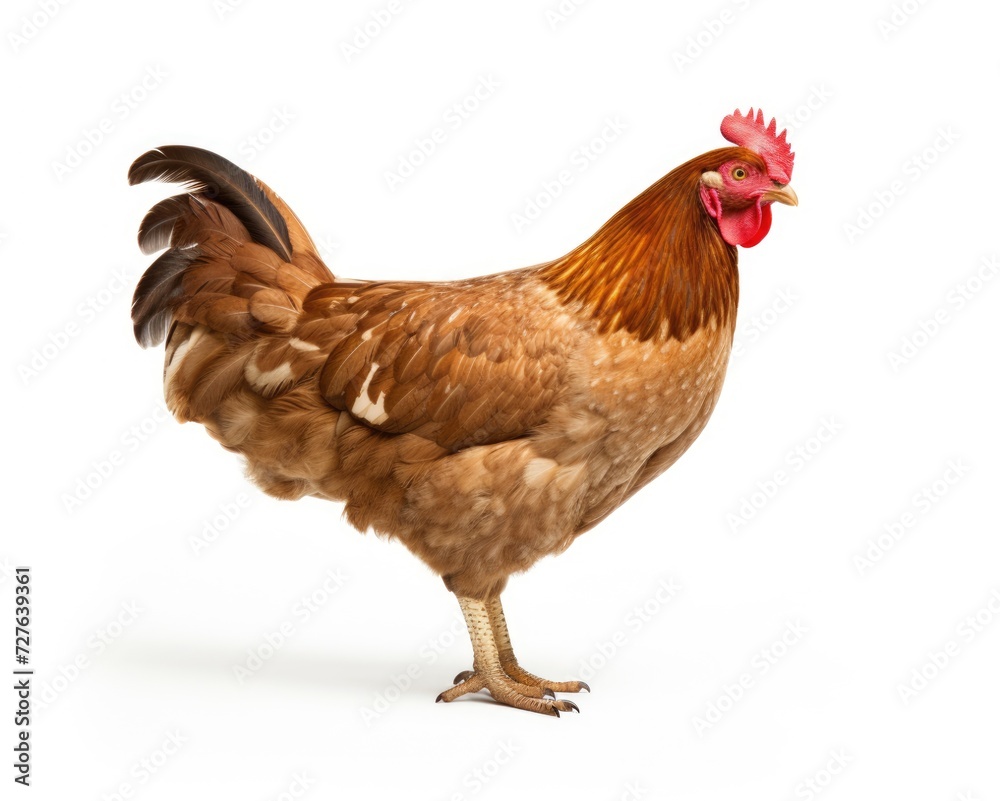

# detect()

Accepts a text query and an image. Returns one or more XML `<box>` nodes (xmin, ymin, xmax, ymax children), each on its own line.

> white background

<box><xmin>3</xmin><ymin>0</ymin><xmax>999</xmax><ymax>798</ymax></box>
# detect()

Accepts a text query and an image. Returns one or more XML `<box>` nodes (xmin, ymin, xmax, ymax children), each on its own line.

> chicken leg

<box><xmin>436</xmin><ymin>596</ymin><xmax>589</xmax><ymax>716</ymax></box>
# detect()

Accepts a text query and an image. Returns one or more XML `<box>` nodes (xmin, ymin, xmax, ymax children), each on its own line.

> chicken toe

<box><xmin>437</xmin><ymin>668</ymin><xmax>578</xmax><ymax>715</ymax></box>
<box><xmin>498</xmin><ymin>661</ymin><xmax>590</xmax><ymax>695</ymax></box>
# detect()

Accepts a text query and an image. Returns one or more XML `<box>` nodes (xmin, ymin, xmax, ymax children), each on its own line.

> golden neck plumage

<box><xmin>539</xmin><ymin>150</ymin><xmax>740</xmax><ymax>343</ymax></box>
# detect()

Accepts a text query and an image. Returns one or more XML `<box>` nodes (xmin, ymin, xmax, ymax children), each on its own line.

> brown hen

<box><xmin>129</xmin><ymin>109</ymin><xmax>796</xmax><ymax>715</ymax></box>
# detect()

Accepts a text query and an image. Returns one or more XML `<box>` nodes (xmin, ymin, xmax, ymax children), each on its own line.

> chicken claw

<box><xmin>437</xmin><ymin>596</ymin><xmax>586</xmax><ymax>715</ymax></box>
<box><xmin>437</xmin><ymin>669</ymin><xmax>579</xmax><ymax>715</ymax></box>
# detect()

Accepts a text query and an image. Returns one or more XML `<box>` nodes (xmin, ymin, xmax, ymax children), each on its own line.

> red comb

<box><xmin>721</xmin><ymin>108</ymin><xmax>794</xmax><ymax>184</ymax></box>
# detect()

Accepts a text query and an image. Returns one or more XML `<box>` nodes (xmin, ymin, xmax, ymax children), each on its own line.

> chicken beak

<box><xmin>763</xmin><ymin>184</ymin><xmax>798</xmax><ymax>206</ymax></box>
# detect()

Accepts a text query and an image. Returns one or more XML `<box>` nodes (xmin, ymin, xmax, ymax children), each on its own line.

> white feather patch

<box><xmin>700</xmin><ymin>170</ymin><xmax>724</xmax><ymax>189</ymax></box>
<box><xmin>164</xmin><ymin>328</ymin><xmax>204</xmax><ymax>388</ymax></box>
<box><xmin>351</xmin><ymin>362</ymin><xmax>389</xmax><ymax>425</ymax></box>
<box><xmin>246</xmin><ymin>360</ymin><xmax>294</xmax><ymax>392</ymax></box>
<box><xmin>288</xmin><ymin>337</ymin><xmax>321</xmax><ymax>352</ymax></box>
<box><xmin>523</xmin><ymin>458</ymin><xmax>558</xmax><ymax>488</ymax></box>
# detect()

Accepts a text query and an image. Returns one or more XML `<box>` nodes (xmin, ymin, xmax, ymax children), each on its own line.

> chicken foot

<box><xmin>436</xmin><ymin>596</ymin><xmax>588</xmax><ymax>716</ymax></box>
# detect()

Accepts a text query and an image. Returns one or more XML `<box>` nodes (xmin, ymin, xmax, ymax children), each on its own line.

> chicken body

<box><xmin>201</xmin><ymin>271</ymin><xmax>731</xmax><ymax>600</ymax></box>
<box><xmin>130</xmin><ymin>117</ymin><xmax>795</xmax><ymax>714</ymax></box>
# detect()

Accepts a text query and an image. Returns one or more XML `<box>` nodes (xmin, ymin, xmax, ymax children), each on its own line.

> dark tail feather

<box><xmin>136</xmin><ymin>194</ymin><xmax>196</xmax><ymax>255</ymax></box>
<box><xmin>128</xmin><ymin>146</ymin><xmax>293</xmax><ymax>262</ymax></box>
<box><xmin>132</xmin><ymin>248</ymin><xmax>200</xmax><ymax>347</ymax></box>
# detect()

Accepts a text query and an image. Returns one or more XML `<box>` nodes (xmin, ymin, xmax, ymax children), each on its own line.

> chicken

<box><xmin>129</xmin><ymin>108</ymin><xmax>796</xmax><ymax>716</ymax></box>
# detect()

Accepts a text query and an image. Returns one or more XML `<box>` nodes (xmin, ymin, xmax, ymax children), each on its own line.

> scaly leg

<box><xmin>487</xmin><ymin>596</ymin><xmax>590</xmax><ymax>694</ymax></box>
<box><xmin>436</xmin><ymin>595</ymin><xmax>586</xmax><ymax>716</ymax></box>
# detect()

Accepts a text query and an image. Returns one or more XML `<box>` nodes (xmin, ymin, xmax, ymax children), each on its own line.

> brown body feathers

<box><xmin>130</xmin><ymin>145</ymin><xmax>741</xmax><ymax>600</ymax></box>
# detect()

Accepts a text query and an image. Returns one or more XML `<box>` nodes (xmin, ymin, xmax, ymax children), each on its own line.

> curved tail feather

<box><xmin>129</xmin><ymin>146</ymin><xmax>333</xmax><ymax>348</ymax></box>
<box><xmin>128</xmin><ymin>145</ymin><xmax>293</xmax><ymax>261</ymax></box>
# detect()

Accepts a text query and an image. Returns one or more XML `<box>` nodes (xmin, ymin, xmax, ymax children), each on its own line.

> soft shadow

<box><xmin>104</xmin><ymin>638</ymin><xmax>457</xmax><ymax>697</ymax></box>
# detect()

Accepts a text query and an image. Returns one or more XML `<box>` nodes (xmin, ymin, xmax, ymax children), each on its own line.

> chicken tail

<box><xmin>129</xmin><ymin>146</ymin><xmax>337</xmax><ymax>424</ymax></box>
<box><xmin>128</xmin><ymin>145</ymin><xmax>333</xmax><ymax>348</ymax></box>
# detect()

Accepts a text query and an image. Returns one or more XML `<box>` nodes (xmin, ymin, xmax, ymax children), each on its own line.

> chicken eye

<box><xmin>732</xmin><ymin>167</ymin><xmax>748</xmax><ymax>181</ymax></box>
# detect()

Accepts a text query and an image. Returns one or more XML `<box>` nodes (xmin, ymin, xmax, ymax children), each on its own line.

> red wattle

<box><xmin>718</xmin><ymin>201</ymin><xmax>772</xmax><ymax>248</ymax></box>
<box><xmin>743</xmin><ymin>203</ymin><xmax>772</xmax><ymax>248</ymax></box>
